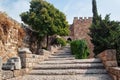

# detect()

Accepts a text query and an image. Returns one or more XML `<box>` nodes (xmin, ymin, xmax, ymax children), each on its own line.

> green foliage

<box><xmin>70</xmin><ymin>40</ymin><xmax>90</xmax><ymax>59</ymax></box>
<box><xmin>54</xmin><ymin>38</ymin><xmax>66</xmax><ymax>46</ymax></box>
<box><xmin>92</xmin><ymin>0</ymin><xmax>99</xmax><ymax>24</ymax></box>
<box><xmin>90</xmin><ymin>15</ymin><xmax>120</xmax><ymax>65</ymax></box>
<box><xmin>90</xmin><ymin>0</ymin><xmax>120</xmax><ymax>66</ymax></box>
<box><xmin>20</xmin><ymin>0</ymin><xmax>69</xmax><ymax>47</ymax></box>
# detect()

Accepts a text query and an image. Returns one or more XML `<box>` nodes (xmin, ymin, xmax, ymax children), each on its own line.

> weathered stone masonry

<box><xmin>69</xmin><ymin>17</ymin><xmax>94</xmax><ymax>57</ymax></box>
<box><xmin>0</xmin><ymin>12</ymin><xmax>25</xmax><ymax>62</ymax></box>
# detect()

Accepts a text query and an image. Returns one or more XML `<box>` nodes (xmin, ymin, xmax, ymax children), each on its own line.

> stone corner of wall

<box><xmin>109</xmin><ymin>67</ymin><xmax>120</xmax><ymax>80</ymax></box>
<box><xmin>97</xmin><ymin>49</ymin><xmax>117</xmax><ymax>62</ymax></box>
<box><xmin>97</xmin><ymin>49</ymin><xmax>120</xmax><ymax>80</ymax></box>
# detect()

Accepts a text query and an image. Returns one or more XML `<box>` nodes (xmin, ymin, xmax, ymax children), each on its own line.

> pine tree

<box><xmin>92</xmin><ymin>0</ymin><xmax>98</xmax><ymax>24</ymax></box>
<box><xmin>90</xmin><ymin>0</ymin><xmax>120</xmax><ymax>66</ymax></box>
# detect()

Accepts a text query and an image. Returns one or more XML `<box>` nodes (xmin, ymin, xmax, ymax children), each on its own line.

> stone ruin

<box><xmin>2</xmin><ymin>57</ymin><xmax>21</xmax><ymax>70</ymax></box>
<box><xmin>0</xmin><ymin>12</ymin><xmax>25</xmax><ymax>62</ymax></box>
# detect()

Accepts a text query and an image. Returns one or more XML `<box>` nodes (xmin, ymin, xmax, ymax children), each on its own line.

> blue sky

<box><xmin>0</xmin><ymin>0</ymin><xmax>120</xmax><ymax>24</ymax></box>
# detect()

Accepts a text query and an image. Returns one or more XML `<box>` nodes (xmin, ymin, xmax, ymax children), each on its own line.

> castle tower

<box><xmin>70</xmin><ymin>17</ymin><xmax>94</xmax><ymax>57</ymax></box>
<box><xmin>73</xmin><ymin>17</ymin><xmax>78</xmax><ymax>24</ymax></box>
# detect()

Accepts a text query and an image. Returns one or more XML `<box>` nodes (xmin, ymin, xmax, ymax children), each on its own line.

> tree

<box><xmin>20</xmin><ymin>0</ymin><xmax>69</xmax><ymax>50</ymax></box>
<box><xmin>89</xmin><ymin>0</ymin><xmax>120</xmax><ymax>66</ymax></box>
<box><xmin>90</xmin><ymin>15</ymin><xmax>120</xmax><ymax>54</ymax></box>
<box><xmin>92</xmin><ymin>0</ymin><xmax>99</xmax><ymax>24</ymax></box>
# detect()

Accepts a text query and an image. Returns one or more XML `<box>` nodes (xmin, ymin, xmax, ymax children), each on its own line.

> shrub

<box><xmin>54</xmin><ymin>38</ymin><xmax>66</xmax><ymax>46</ymax></box>
<box><xmin>70</xmin><ymin>40</ymin><xmax>90</xmax><ymax>59</ymax></box>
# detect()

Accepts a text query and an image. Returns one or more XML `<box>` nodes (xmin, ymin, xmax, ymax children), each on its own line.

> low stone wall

<box><xmin>109</xmin><ymin>67</ymin><xmax>120</xmax><ymax>80</ymax></box>
<box><xmin>98</xmin><ymin>49</ymin><xmax>120</xmax><ymax>80</ymax></box>
<box><xmin>0</xmin><ymin>57</ymin><xmax>2</xmax><ymax>80</ymax></box>
<box><xmin>19</xmin><ymin>45</ymin><xmax>60</xmax><ymax>69</ymax></box>
<box><xmin>2</xmin><ymin>69</ymin><xmax>27</xmax><ymax>80</ymax></box>
<box><xmin>2</xmin><ymin>45</ymin><xmax>61</xmax><ymax>80</ymax></box>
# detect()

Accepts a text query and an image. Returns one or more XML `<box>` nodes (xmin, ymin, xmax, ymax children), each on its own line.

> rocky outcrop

<box><xmin>0</xmin><ymin>12</ymin><xmax>25</xmax><ymax>62</ymax></box>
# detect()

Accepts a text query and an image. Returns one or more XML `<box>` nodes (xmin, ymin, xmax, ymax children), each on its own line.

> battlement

<box><xmin>73</xmin><ymin>17</ymin><xmax>92</xmax><ymax>23</ymax></box>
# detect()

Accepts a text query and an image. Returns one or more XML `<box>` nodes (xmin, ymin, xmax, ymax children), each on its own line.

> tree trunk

<box><xmin>116</xmin><ymin>50</ymin><xmax>120</xmax><ymax>66</ymax></box>
<box><xmin>46</xmin><ymin>35</ymin><xmax>49</xmax><ymax>49</ymax></box>
<box><xmin>116</xmin><ymin>41</ymin><xmax>120</xmax><ymax>66</ymax></box>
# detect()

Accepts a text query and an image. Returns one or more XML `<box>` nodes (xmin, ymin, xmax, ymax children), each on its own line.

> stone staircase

<box><xmin>21</xmin><ymin>46</ymin><xmax>112</xmax><ymax>80</ymax></box>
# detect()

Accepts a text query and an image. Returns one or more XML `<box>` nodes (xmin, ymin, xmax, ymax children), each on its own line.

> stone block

<box><xmin>13</xmin><ymin>70</ymin><xmax>22</xmax><ymax>77</ymax></box>
<box><xmin>11</xmin><ymin>57</ymin><xmax>21</xmax><ymax>70</ymax></box>
<box><xmin>0</xmin><ymin>57</ymin><xmax>2</xmax><ymax>70</ymax></box>
<box><xmin>18</xmin><ymin>48</ymin><xmax>32</xmax><ymax>54</ymax></box>
<box><xmin>23</xmin><ymin>58</ymin><xmax>37</xmax><ymax>63</ymax></box>
<box><xmin>109</xmin><ymin>67</ymin><xmax>115</xmax><ymax>74</ymax></box>
<box><xmin>98</xmin><ymin>49</ymin><xmax>116</xmax><ymax>61</ymax></box>
<box><xmin>110</xmin><ymin>67</ymin><xmax>120</xmax><ymax>79</ymax></box>
<box><xmin>105</xmin><ymin>61</ymin><xmax>118</xmax><ymax>67</ymax></box>
<box><xmin>0</xmin><ymin>57</ymin><xmax>2</xmax><ymax>80</ymax></box>
<box><xmin>25</xmin><ymin>63</ymin><xmax>33</xmax><ymax>68</ymax></box>
<box><xmin>2</xmin><ymin>63</ymin><xmax>15</xmax><ymax>70</ymax></box>
<box><xmin>113</xmin><ymin>75</ymin><xmax>117</xmax><ymax>80</ymax></box>
<box><xmin>2</xmin><ymin>70</ymin><xmax>14</xmax><ymax>80</ymax></box>
<box><xmin>13</xmin><ymin>69</ymin><xmax>26</xmax><ymax>77</ymax></box>
<box><xmin>24</xmin><ymin>68</ymin><xmax>32</xmax><ymax>73</ymax></box>
<box><xmin>2</xmin><ymin>57</ymin><xmax>21</xmax><ymax>70</ymax></box>
<box><xmin>34</xmin><ymin>55</ymin><xmax>39</xmax><ymax>58</ymax></box>
<box><xmin>19</xmin><ymin>53</ymin><xmax>34</xmax><ymax>58</ymax></box>
<box><xmin>118</xmin><ymin>77</ymin><xmax>120</xmax><ymax>80</ymax></box>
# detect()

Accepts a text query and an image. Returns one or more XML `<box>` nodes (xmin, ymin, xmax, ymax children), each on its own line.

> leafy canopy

<box><xmin>70</xmin><ymin>40</ymin><xmax>90</xmax><ymax>59</ymax></box>
<box><xmin>90</xmin><ymin>0</ymin><xmax>120</xmax><ymax>66</ymax></box>
<box><xmin>20</xmin><ymin>0</ymin><xmax>69</xmax><ymax>39</ymax></box>
<box><xmin>89</xmin><ymin>15</ymin><xmax>120</xmax><ymax>55</ymax></box>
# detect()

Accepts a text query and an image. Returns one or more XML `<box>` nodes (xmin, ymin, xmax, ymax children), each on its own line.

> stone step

<box><xmin>22</xmin><ymin>74</ymin><xmax>112</xmax><ymax>80</ymax></box>
<box><xmin>29</xmin><ymin>69</ymin><xmax>107</xmax><ymax>75</ymax></box>
<box><xmin>49</xmin><ymin>55</ymin><xmax>74</xmax><ymax>58</ymax></box>
<box><xmin>34</xmin><ymin>63</ymin><xmax>104</xmax><ymax>69</ymax></box>
<box><xmin>49</xmin><ymin>52</ymin><xmax>71</xmax><ymax>55</ymax></box>
<box><xmin>47</xmin><ymin>57</ymin><xmax>75</xmax><ymax>60</ymax></box>
<box><xmin>41</xmin><ymin>58</ymin><xmax>102</xmax><ymax>64</ymax></box>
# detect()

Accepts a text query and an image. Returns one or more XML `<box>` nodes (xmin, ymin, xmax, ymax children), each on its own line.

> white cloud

<box><xmin>0</xmin><ymin>0</ymin><xmax>120</xmax><ymax>24</ymax></box>
<box><xmin>11</xmin><ymin>0</ymin><xmax>30</xmax><ymax>22</ymax></box>
<box><xmin>0</xmin><ymin>1</ymin><xmax>4</xmax><ymax>11</ymax></box>
<box><xmin>97</xmin><ymin>0</ymin><xmax>120</xmax><ymax>21</ymax></box>
<box><xmin>63</xmin><ymin>0</ymin><xmax>92</xmax><ymax>24</ymax></box>
<box><xmin>63</xmin><ymin>0</ymin><xmax>73</xmax><ymax>13</ymax></box>
<box><xmin>0</xmin><ymin>7</ymin><xmax>3</xmax><ymax>11</ymax></box>
<box><xmin>0</xmin><ymin>0</ymin><xmax>30</xmax><ymax>22</ymax></box>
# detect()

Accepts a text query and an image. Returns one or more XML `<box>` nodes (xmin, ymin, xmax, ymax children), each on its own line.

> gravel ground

<box><xmin>21</xmin><ymin>74</ymin><xmax>112</xmax><ymax>80</ymax></box>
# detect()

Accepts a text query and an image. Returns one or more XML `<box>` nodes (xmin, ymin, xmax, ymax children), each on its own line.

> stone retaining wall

<box><xmin>0</xmin><ymin>57</ymin><xmax>2</xmax><ymax>80</ymax></box>
<box><xmin>0</xmin><ymin>12</ymin><xmax>25</xmax><ymax>63</ymax></box>
<box><xmin>19</xmin><ymin>45</ymin><xmax>60</xmax><ymax>69</ymax></box>
<box><xmin>2</xmin><ymin>69</ymin><xmax>29</xmax><ymax>80</ymax></box>
<box><xmin>98</xmin><ymin>49</ymin><xmax>120</xmax><ymax>80</ymax></box>
<box><xmin>2</xmin><ymin>45</ymin><xmax>61</xmax><ymax>80</ymax></box>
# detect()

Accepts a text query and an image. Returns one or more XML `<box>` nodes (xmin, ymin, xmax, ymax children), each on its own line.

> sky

<box><xmin>0</xmin><ymin>0</ymin><xmax>120</xmax><ymax>24</ymax></box>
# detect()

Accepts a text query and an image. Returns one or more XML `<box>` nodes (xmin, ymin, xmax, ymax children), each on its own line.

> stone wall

<box><xmin>70</xmin><ymin>17</ymin><xmax>94</xmax><ymax>57</ymax></box>
<box><xmin>98</xmin><ymin>49</ymin><xmax>120</xmax><ymax>80</ymax></box>
<box><xmin>0</xmin><ymin>12</ymin><xmax>25</xmax><ymax>62</ymax></box>
<box><xmin>19</xmin><ymin>45</ymin><xmax>60</xmax><ymax>69</ymax></box>
<box><xmin>2</xmin><ymin>45</ymin><xmax>61</xmax><ymax>80</ymax></box>
<box><xmin>0</xmin><ymin>57</ymin><xmax>2</xmax><ymax>80</ymax></box>
<box><xmin>2</xmin><ymin>69</ymin><xmax>27</xmax><ymax>80</ymax></box>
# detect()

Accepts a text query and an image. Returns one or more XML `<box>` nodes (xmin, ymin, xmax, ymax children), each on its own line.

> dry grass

<box><xmin>0</xmin><ymin>12</ymin><xmax>26</xmax><ymax>45</ymax></box>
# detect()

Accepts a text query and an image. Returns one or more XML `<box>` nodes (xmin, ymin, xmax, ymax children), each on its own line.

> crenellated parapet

<box><xmin>73</xmin><ymin>17</ymin><xmax>92</xmax><ymax>23</ymax></box>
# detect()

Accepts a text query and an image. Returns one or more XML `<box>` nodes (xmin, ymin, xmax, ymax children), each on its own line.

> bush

<box><xmin>70</xmin><ymin>40</ymin><xmax>90</xmax><ymax>59</ymax></box>
<box><xmin>54</xmin><ymin>38</ymin><xmax>66</xmax><ymax>46</ymax></box>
